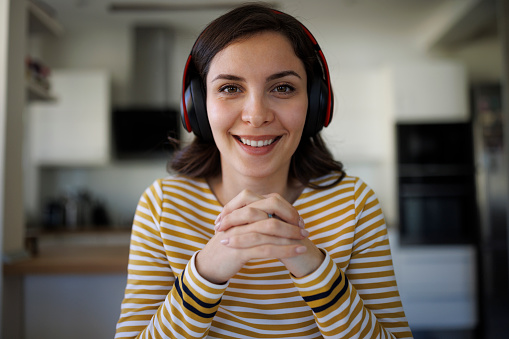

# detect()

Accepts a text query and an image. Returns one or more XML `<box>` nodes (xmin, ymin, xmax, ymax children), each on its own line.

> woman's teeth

<box><xmin>240</xmin><ymin>138</ymin><xmax>274</xmax><ymax>147</ymax></box>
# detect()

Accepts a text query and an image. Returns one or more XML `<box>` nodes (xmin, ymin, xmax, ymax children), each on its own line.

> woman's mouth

<box><xmin>239</xmin><ymin>137</ymin><xmax>275</xmax><ymax>147</ymax></box>
<box><xmin>234</xmin><ymin>136</ymin><xmax>281</xmax><ymax>152</ymax></box>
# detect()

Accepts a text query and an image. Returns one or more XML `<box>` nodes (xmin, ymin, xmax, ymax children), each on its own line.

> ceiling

<box><xmin>36</xmin><ymin>0</ymin><xmax>494</xmax><ymax>50</ymax></box>
<box><xmin>38</xmin><ymin>0</ymin><xmax>445</xmax><ymax>32</ymax></box>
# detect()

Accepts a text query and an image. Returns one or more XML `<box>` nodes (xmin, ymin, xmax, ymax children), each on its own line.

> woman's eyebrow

<box><xmin>211</xmin><ymin>71</ymin><xmax>302</xmax><ymax>83</ymax></box>
<box><xmin>211</xmin><ymin>74</ymin><xmax>245</xmax><ymax>82</ymax></box>
<box><xmin>266</xmin><ymin>70</ymin><xmax>302</xmax><ymax>82</ymax></box>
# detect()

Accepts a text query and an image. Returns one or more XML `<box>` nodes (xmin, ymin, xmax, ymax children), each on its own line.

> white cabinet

<box><xmin>389</xmin><ymin>231</ymin><xmax>477</xmax><ymax>330</ymax></box>
<box><xmin>391</xmin><ymin>61</ymin><xmax>468</xmax><ymax>122</ymax></box>
<box><xmin>28</xmin><ymin>70</ymin><xmax>110</xmax><ymax>166</ymax></box>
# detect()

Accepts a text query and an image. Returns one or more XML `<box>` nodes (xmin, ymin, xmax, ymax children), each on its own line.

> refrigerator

<box><xmin>471</xmin><ymin>84</ymin><xmax>509</xmax><ymax>338</ymax></box>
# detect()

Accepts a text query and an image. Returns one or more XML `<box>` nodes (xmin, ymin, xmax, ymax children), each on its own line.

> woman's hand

<box><xmin>196</xmin><ymin>190</ymin><xmax>309</xmax><ymax>284</ymax></box>
<box><xmin>198</xmin><ymin>190</ymin><xmax>325</xmax><ymax>281</ymax></box>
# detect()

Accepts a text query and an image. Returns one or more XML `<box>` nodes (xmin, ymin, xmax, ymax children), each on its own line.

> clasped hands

<box><xmin>195</xmin><ymin>190</ymin><xmax>325</xmax><ymax>284</ymax></box>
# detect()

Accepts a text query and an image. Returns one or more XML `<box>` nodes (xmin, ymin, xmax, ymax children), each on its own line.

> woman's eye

<box><xmin>273</xmin><ymin>84</ymin><xmax>295</xmax><ymax>94</ymax></box>
<box><xmin>220</xmin><ymin>85</ymin><xmax>240</xmax><ymax>94</ymax></box>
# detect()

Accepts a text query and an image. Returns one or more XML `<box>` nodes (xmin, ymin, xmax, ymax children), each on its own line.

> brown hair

<box><xmin>170</xmin><ymin>3</ymin><xmax>345</xmax><ymax>188</ymax></box>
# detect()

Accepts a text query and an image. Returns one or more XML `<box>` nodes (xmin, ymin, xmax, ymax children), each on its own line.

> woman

<box><xmin>115</xmin><ymin>3</ymin><xmax>413</xmax><ymax>339</ymax></box>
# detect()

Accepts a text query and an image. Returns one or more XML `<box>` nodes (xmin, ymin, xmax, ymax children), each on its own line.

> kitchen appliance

<box><xmin>111</xmin><ymin>26</ymin><xmax>180</xmax><ymax>159</ymax></box>
<box><xmin>112</xmin><ymin>107</ymin><xmax>179</xmax><ymax>159</ymax></box>
<box><xmin>471</xmin><ymin>84</ymin><xmax>509</xmax><ymax>338</ymax></box>
<box><xmin>396</xmin><ymin>122</ymin><xmax>477</xmax><ymax>245</ymax></box>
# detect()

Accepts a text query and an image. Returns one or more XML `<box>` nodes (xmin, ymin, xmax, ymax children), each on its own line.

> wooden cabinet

<box><xmin>28</xmin><ymin>70</ymin><xmax>111</xmax><ymax>166</ymax></box>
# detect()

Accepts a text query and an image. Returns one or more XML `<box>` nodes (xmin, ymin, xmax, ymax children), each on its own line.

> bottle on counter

<box><xmin>63</xmin><ymin>192</ymin><xmax>78</xmax><ymax>230</ymax></box>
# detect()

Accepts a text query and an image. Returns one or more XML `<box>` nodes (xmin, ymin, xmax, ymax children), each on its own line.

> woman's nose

<box><xmin>241</xmin><ymin>94</ymin><xmax>274</xmax><ymax>127</ymax></box>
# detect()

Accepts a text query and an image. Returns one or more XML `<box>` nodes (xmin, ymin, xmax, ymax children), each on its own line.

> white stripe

<box><xmin>221</xmin><ymin>294</ymin><xmax>303</xmax><ymax>304</ymax></box>
<box><xmin>219</xmin><ymin>304</ymin><xmax>311</xmax><ymax>315</ymax></box>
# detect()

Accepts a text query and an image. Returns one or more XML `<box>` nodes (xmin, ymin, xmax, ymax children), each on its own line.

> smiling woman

<box><xmin>114</xmin><ymin>3</ymin><xmax>413</xmax><ymax>339</ymax></box>
<box><xmin>205</xmin><ymin>31</ymin><xmax>308</xmax><ymax>182</ymax></box>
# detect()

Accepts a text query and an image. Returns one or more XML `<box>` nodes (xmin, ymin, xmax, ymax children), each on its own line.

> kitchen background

<box><xmin>1</xmin><ymin>0</ymin><xmax>508</xmax><ymax>338</ymax></box>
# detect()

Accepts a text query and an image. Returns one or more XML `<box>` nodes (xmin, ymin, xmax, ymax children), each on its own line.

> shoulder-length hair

<box><xmin>170</xmin><ymin>3</ymin><xmax>345</xmax><ymax>189</ymax></box>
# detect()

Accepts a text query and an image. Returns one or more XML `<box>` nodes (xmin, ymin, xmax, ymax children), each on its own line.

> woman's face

<box><xmin>206</xmin><ymin>31</ymin><xmax>308</xmax><ymax>180</ymax></box>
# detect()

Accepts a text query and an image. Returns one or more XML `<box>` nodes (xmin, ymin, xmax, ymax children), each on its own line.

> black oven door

<box><xmin>399</xmin><ymin>181</ymin><xmax>476</xmax><ymax>244</ymax></box>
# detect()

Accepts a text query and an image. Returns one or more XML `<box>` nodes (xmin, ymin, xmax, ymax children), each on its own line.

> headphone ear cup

<box><xmin>304</xmin><ymin>72</ymin><xmax>328</xmax><ymax>137</ymax></box>
<box><xmin>183</xmin><ymin>77</ymin><xmax>214</xmax><ymax>141</ymax></box>
<box><xmin>319</xmin><ymin>79</ymin><xmax>332</xmax><ymax>127</ymax></box>
<box><xmin>181</xmin><ymin>84</ymin><xmax>196</xmax><ymax>133</ymax></box>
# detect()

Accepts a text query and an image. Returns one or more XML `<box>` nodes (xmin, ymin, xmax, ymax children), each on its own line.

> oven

<box><xmin>396</xmin><ymin>123</ymin><xmax>477</xmax><ymax>245</ymax></box>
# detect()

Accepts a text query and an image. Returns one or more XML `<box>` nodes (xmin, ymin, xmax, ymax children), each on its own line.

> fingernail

<box><xmin>214</xmin><ymin>221</ymin><xmax>221</xmax><ymax>231</ymax></box>
<box><xmin>300</xmin><ymin>229</ymin><xmax>309</xmax><ymax>237</ymax></box>
<box><xmin>215</xmin><ymin>214</ymin><xmax>222</xmax><ymax>225</ymax></box>
<box><xmin>220</xmin><ymin>238</ymin><xmax>229</xmax><ymax>245</ymax></box>
<box><xmin>298</xmin><ymin>217</ymin><xmax>305</xmax><ymax>229</ymax></box>
<box><xmin>296</xmin><ymin>246</ymin><xmax>307</xmax><ymax>254</ymax></box>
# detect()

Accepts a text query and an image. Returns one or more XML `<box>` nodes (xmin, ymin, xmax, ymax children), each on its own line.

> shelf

<box><xmin>26</xmin><ymin>79</ymin><xmax>56</xmax><ymax>101</ymax></box>
<box><xmin>28</xmin><ymin>1</ymin><xmax>64</xmax><ymax>37</ymax></box>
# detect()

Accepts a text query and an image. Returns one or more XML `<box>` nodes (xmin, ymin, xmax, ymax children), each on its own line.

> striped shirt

<box><xmin>115</xmin><ymin>172</ymin><xmax>413</xmax><ymax>338</ymax></box>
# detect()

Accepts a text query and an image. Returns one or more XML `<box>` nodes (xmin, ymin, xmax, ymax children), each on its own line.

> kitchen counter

<box><xmin>4</xmin><ymin>229</ymin><xmax>131</xmax><ymax>275</ymax></box>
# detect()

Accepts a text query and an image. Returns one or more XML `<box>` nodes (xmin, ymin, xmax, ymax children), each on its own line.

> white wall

<box><xmin>322</xmin><ymin>68</ymin><xmax>397</xmax><ymax>223</ymax></box>
<box><xmin>2</xmin><ymin>0</ymin><xmax>26</xmax><ymax>255</ymax></box>
<box><xmin>0</xmin><ymin>0</ymin><xmax>10</xmax><ymax>333</ymax></box>
<box><xmin>2</xmin><ymin>1</ymin><xmax>29</xmax><ymax>337</ymax></box>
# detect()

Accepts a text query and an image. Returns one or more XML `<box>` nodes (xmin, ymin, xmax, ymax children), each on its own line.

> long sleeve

<box><xmin>115</xmin><ymin>180</ymin><xmax>227</xmax><ymax>339</ymax></box>
<box><xmin>292</xmin><ymin>178</ymin><xmax>413</xmax><ymax>338</ymax></box>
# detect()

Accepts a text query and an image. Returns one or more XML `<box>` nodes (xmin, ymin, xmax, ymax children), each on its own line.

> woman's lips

<box><xmin>239</xmin><ymin>137</ymin><xmax>275</xmax><ymax>147</ymax></box>
<box><xmin>234</xmin><ymin>135</ymin><xmax>281</xmax><ymax>154</ymax></box>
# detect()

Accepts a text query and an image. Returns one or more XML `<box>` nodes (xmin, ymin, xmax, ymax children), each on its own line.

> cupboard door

<box><xmin>29</xmin><ymin>70</ymin><xmax>110</xmax><ymax>165</ymax></box>
<box><xmin>391</xmin><ymin>62</ymin><xmax>468</xmax><ymax>122</ymax></box>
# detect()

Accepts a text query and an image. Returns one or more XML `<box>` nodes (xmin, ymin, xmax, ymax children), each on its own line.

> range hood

<box><xmin>111</xmin><ymin>25</ymin><xmax>180</xmax><ymax>159</ymax></box>
<box><xmin>130</xmin><ymin>25</ymin><xmax>174</xmax><ymax>107</ymax></box>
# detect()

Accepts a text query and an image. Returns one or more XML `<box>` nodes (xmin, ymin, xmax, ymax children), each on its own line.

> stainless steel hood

<box><xmin>130</xmin><ymin>25</ymin><xmax>174</xmax><ymax>107</ymax></box>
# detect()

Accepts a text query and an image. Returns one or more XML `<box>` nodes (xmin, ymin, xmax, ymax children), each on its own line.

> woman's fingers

<box><xmin>237</xmin><ymin>244</ymin><xmax>308</xmax><ymax>261</ymax></box>
<box><xmin>223</xmin><ymin>218</ymin><xmax>308</xmax><ymax>240</ymax></box>
<box><xmin>221</xmin><ymin>231</ymin><xmax>306</xmax><ymax>248</ymax></box>
<box><xmin>215</xmin><ymin>190</ymin><xmax>304</xmax><ymax>232</ymax></box>
<box><xmin>216</xmin><ymin>206</ymin><xmax>271</xmax><ymax>231</ymax></box>
<box><xmin>222</xmin><ymin>233</ymin><xmax>308</xmax><ymax>261</ymax></box>
<box><xmin>215</xmin><ymin>189</ymin><xmax>264</xmax><ymax>225</ymax></box>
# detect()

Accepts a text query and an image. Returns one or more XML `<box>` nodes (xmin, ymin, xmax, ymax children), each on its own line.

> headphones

<box><xmin>180</xmin><ymin>11</ymin><xmax>334</xmax><ymax>142</ymax></box>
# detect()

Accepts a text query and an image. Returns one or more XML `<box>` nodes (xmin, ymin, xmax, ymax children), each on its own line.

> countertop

<box><xmin>4</xmin><ymin>229</ymin><xmax>131</xmax><ymax>275</ymax></box>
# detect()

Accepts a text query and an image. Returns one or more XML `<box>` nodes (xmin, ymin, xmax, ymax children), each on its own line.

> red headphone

<box><xmin>180</xmin><ymin>10</ymin><xmax>333</xmax><ymax>141</ymax></box>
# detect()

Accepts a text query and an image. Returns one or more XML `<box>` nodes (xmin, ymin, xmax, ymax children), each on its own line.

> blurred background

<box><xmin>1</xmin><ymin>0</ymin><xmax>508</xmax><ymax>338</ymax></box>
